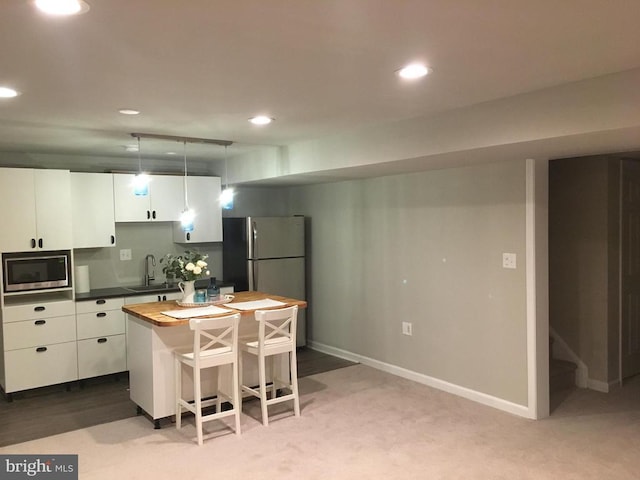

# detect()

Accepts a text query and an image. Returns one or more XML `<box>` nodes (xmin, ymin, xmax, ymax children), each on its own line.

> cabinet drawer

<box><xmin>4</xmin><ymin>342</ymin><xmax>78</xmax><ymax>393</ymax></box>
<box><xmin>76</xmin><ymin>310</ymin><xmax>125</xmax><ymax>339</ymax></box>
<box><xmin>3</xmin><ymin>315</ymin><xmax>76</xmax><ymax>350</ymax></box>
<box><xmin>3</xmin><ymin>300</ymin><xmax>75</xmax><ymax>323</ymax></box>
<box><xmin>76</xmin><ymin>297</ymin><xmax>124</xmax><ymax>314</ymax></box>
<box><xmin>124</xmin><ymin>292</ymin><xmax>181</xmax><ymax>304</ymax></box>
<box><xmin>77</xmin><ymin>334</ymin><xmax>126</xmax><ymax>379</ymax></box>
<box><xmin>164</xmin><ymin>291</ymin><xmax>182</xmax><ymax>301</ymax></box>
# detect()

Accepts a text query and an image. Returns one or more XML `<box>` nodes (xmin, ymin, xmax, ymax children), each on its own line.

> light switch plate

<box><xmin>502</xmin><ymin>253</ymin><xmax>516</xmax><ymax>269</ymax></box>
<box><xmin>120</xmin><ymin>249</ymin><xmax>132</xmax><ymax>261</ymax></box>
<box><xmin>402</xmin><ymin>322</ymin><xmax>413</xmax><ymax>336</ymax></box>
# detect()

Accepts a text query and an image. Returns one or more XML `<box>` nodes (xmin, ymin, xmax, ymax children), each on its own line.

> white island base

<box><xmin>126</xmin><ymin>314</ymin><xmax>288</xmax><ymax>428</ymax></box>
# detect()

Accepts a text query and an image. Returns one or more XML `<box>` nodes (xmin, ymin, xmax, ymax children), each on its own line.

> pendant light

<box><xmin>220</xmin><ymin>145</ymin><xmax>234</xmax><ymax>210</ymax></box>
<box><xmin>180</xmin><ymin>140</ymin><xmax>195</xmax><ymax>232</ymax></box>
<box><xmin>132</xmin><ymin>136</ymin><xmax>149</xmax><ymax>196</ymax></box>
<box><xmin>35</xmin><ymin>0</ymin><xmax>90</xmax><ymax>16</ymax></box>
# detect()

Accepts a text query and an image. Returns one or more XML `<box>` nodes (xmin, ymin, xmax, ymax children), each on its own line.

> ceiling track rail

<box><xmin>130</xmin><ymin>132</ymin><xmax>233</xmax><ymax>147</ymax></box>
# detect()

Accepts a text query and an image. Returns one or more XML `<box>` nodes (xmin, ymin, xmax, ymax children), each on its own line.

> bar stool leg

<box><xmin>194</xmin><ymin>366</ymin><xmax>203</xmax><ymax>446</ymax></box>
<box><xmin>214</xmin><ymin>368</ymin><xmax>222</xmax><ymax>414</ymax></box>
<box><xmin>269</xmin><ymin>355</ymin><xmax>277</xmax><ymax>399</ymax></box>
<box><xmin>290</xmin><ymin>350</ymin><xmax>300</xmax><ymax>417</ymax></box>
<box><xmin>258</xmin><ymin>351</ymin><xmax>269</xmax><ymax>426</ymax></box>
<box><xmin>175</xmin><ymin>359</ymin><xmax>182</xmax><ymax>429</ymax></box>
<box><xmin>232</xmin><ymin>360</ymin><xmax>241</xmax><ymax>435</ymax></box>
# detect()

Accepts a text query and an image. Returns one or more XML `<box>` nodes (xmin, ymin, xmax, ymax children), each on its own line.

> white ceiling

<box><xmin>2</xmin><ymin>0</ymin><xmax>640</xmax><ymax>179</ymax></box>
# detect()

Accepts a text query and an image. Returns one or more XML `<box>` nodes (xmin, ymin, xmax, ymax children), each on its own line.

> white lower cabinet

<box><xmin>76</xmin><ymin>297</ymin><xmax>126</xmax><ymax>379</ymax></box>
<box><xmin>220</xmin><ymin>286</ymin><xmax>234</xmax><ymax>296</ymax></box>
<box><xmin>5</xmin><ymin>342</ymin><xmax>78</xmax><ymax>393</ymax></box>
<box><xmin>3</xmin><ymin>299</ymin><xmax>76</xmax><ymax>324</ymax></box>
<box><xmin>0</xmin><ymin>289</ymin><xmax>230</xmax><ymax>394</ymax></box>
<box><xmin>4</xmin><ymin>315</ymin><xmax>76</xmax><ymax>350</ymax></box>
<box><xmin>124</xmin><ymin>291</ymin><xmax>182</xmax><ymax>304</ymax></box>
<box><xmin>77</xmin><ymin>335</ymin><xmax>126</xmax><ymax>379</ymax></box>
<box><xmin>1</xmin><ymin>297</ymin><xmax>77</xmax><ymax>394</ymax></box>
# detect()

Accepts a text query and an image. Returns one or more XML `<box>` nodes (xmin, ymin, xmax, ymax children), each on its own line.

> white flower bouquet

<box><xmin>160</xmin><ymin>250</ymin><xmax>210</xmax><ymax>282</ymax></box>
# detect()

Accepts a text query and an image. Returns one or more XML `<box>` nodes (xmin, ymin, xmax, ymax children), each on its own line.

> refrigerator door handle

<box><xmin>250</xmin><ymin>220</ymin><xmax>258</xmax><ymax>259</ymax></box>
<box><xmin>248</xmin><ymin>260</ymin><xmax>257</xmax><ymax>291</ymax></box>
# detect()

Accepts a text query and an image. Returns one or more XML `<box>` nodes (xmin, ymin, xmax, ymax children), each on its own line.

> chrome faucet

<box><xmin>144</xmin><ymin>254</ymin><xmax>156</xmax><ymax>286</ymax></box>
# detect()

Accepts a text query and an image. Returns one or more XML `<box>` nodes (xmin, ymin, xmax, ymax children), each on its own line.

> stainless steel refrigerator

<box><xmin>222</xmin><ymin>216</ymin><xmax>306</xmax><ymax>346</ymax></box>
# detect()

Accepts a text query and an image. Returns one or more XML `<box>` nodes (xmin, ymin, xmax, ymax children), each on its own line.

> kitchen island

<box><xmin>123</xmin><ymin>291</ymin><xmax>307</xmax><ymax>428</ymax></box>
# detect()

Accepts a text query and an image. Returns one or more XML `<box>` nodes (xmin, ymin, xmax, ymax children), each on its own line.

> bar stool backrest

<box><xmin>254</xmin><ymin>306</ymin><xmax>298</xmax><ymax>355</ymax></box>
<box><xmin>188</xmin><ymin>314</ymin><xmax>240</xmax><ymax>369</ymax></box>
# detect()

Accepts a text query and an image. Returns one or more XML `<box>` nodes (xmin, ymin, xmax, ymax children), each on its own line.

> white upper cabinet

<box><xmin>0</xmin><ymin>168</ymin><xmax>72</xmax><ymax>252</ymax></box>
<box><xmin>71</xmin><ymin>172</ymin><xmax>116</xmax><ymax>248</ymax></box>
<box><xmin>173</xmin><ymin>176</ymin><xmax>222</xmax><ymax>243</ymax></box>
<box><xmin>35</xmin><ymin>169</ymin><xmax>73</xmax><ymax>250</ymax></box>
<box><xmin>150</xmin><ymin>175</ymin><xmax>185</xmax><ymax>221</ymax></box>
<box><xmin>113</xmin><ymin>174</ymin><xmax>184</xmax><ymax>222</ymax></box>
<box><xmin>0</xmin><ymin>168</ymin><xmax>36</xmax><ymax>252</ymax></box>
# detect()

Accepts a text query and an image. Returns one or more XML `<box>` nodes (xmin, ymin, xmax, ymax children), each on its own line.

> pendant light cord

<box><xmin>224</xmin><ymin>145</ymin><xmax>228</xmax><ymax>189</ymax></box>
<box><xmin>137</xmin><ymin>137</ymin><xmax>142</xmax><ymax>173</ymax></box>
<box><xmin>183</xmin><ymin>140</ymin><xmax>189</xmax><ymax>208</ymax></box>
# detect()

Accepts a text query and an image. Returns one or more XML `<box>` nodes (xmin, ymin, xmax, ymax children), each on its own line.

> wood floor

<box><xmin>0</xmin><ymin>347</ymin><xmax>356</xmax><ymax>447</ymax></box>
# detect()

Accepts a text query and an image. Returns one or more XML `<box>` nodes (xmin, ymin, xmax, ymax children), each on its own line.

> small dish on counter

<box><xmin>176</xmin><ymin>294</ymin><xmax>235</xmax><ymax>308</ymax></box>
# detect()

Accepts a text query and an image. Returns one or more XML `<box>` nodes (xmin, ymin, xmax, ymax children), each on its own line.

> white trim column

<box><xmin>526</xmin><ymin>158</ymin><xmax>550</xmax><ymax>419</ymax></box>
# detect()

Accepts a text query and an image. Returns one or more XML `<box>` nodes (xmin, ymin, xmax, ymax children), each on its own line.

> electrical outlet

<box><xmin>502</xmin><ymin>252</ymin><xmax>516</xmax><ymax>269</ymax></box>
<box><xmin>402</xmin><ymin>322</ymin><xmax>413</xmax><ymax>336</ymax></box>
<box><xmin>119</xmin><ymin>249</ymin><xmax>132</xmax><ymax>261</ymax></box>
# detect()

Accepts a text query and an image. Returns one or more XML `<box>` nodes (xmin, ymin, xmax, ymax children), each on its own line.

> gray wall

<box><xmin>549</xmin><ymin>156</ymin><xmax>620</xmax><ymax>384</ymax></box>
<box><xmin>286</xmin><ymin>159</ymin><xmax>529</xmax><ymax>405</ymax></box>
<box><xmin>221</xmin><ymin>187</ymin><xmax>289</xmax><ymax>218</ymax></box>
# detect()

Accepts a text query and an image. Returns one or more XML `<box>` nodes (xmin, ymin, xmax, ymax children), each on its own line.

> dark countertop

<box><xmin>75</xmin><ymin>280</ymin><xmax>234</xmax><ymax>302</ymax></box>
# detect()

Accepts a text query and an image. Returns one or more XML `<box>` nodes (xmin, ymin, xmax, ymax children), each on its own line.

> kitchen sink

<box><xmin>124</xmin><ymin>284</ymin><xmax>178</xmax><ymax>293</ymax></box>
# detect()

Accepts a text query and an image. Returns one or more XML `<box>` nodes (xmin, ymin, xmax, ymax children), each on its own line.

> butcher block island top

<box><xmin>122</xmin><ymin>291</ymin><xmax>307</xmax><ymax>327</ymax></box>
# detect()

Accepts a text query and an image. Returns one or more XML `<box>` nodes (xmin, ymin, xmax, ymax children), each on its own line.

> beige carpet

<box><xmin>1</xmin><ymin>364</ymin><xmax>639</xmax><ymax>479</ymax></box>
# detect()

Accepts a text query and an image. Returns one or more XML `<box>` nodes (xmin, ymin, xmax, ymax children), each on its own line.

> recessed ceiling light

<box><xmin>119</xmin><ymin>108</ymin><xmax>140</xmax><ymax>115</ymax></box>
<box><xmin>123</xmin><ymin>145</ymin><xmax>139</xmax><ymax>152</ymax></box>
<box><xmin>397</xmin><ymin>63</ymin><xmax>432</xmax><ymax>80</ymax></box>
<box><xmin>249</xmin><ymin>115</ymin><xmax>274</xmax><ymax>126</ymax></box>
<box><xmin>0</xmin><ymin>87</ymin><xmax>19</xmax><ymax>98</ymax></box>
<box><xmin>166</xmin><ymin>152</ymin><xmax>177</xmax><ymax>155</ymax></box>
<box><xmin>34</xmin><ymin>0</ymin><xmax>90</xmax><ymax>16</ymax></box>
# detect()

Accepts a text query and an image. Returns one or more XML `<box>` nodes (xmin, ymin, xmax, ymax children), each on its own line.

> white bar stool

<box><xmin>240</xmin><ymin>305</ymin><xmax>300</xmax><ymax>426</ymax></box>
<box><xmin>174</xmin><ymin>313</ymin><xmax>241</xmax><ymax>445</ymax></box>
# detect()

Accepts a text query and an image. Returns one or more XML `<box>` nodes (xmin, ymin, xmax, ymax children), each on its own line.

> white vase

<box><xmin>178</xmin><ymin>280</ymin><xmax>196</xmax><ymax>304</ymax></box>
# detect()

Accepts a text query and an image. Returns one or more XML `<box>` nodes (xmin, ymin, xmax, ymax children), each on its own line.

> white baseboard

<box><xmin>587</xmin><ymin>378</ymin><xmax>617</xmax><ymax>393</ymax></box>
<box><xmin>308</xmin><ymin>340</ymin><xmax>533</xmax><ymax>419</ymax></box>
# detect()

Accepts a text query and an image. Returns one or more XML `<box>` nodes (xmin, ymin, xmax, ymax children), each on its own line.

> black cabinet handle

<box><xmin>96</xmin><ymin>312</ymin><xmax>107</xmax><ymax>318</ymax></box>
<box><xmin>152</xmin><ymin>210</ymin><xmax>157</xmax><ymax>219</ymax></box>
<box><xmin>38</xmin><ymin>238</ymin><xmax>43</xmax><ymax>248</ymax></box>
<box><xmin>34</xmin><ymin>320</ymin><xmax>46</xmax><ymax>325</ymax></box>
<box><xmin>162</xmin><ymin>295</ymin><xmax>167</xmax><ymax>301</ymax></box>
<box><xmin>110</xmin><ymin>235</ymin><xmax>115</xmax><ymax>244</ymax></box>
<box><xmin>36</xmin><ymin>347</ymin><xmax>47</xmax><ymax>353</ymax></box>
<box><xmin>34</xmin><ymin>306</ymin><xmax>45</xmax><ymax>312</ymax></box>
<box><xmin>96</xmin><ymin>299</ymin><xmax>106</xmax><ymax>305</ymax></box>
<box><xmin>97</xmin><ymin>338</ymin><xmax>107</xmax><ymax>343</ymax></box>
<box><xmin>186</xmin><ymin>232</ymin><xmax>191</xmax><ymax>241</ymax></box>
<box><xmin>157</xmin><ymin>295</ymin><xmax>161</xmax><ymax>302</ymax></box>
<box><xmin>146</xmin><ymin>210</ymin><xmax>151</xmax><ymax>219</ymax></box>
<box><xmin>31</xmin><ymin>238</ymin><xmax>36</xmax><ymax>248</ymax></box>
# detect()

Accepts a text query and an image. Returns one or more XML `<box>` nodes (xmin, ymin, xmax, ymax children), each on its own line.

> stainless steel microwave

<box><xmin>2</xmin><ymin>250</ymin><xmax>72</xmax><ymax>293</ymax></box>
